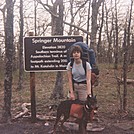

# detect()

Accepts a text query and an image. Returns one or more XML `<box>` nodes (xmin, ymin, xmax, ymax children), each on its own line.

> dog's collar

<box><xmin>84</xmin><ymin>104</ymin><xmax>92</xmax><ymax>113</ymax></box>
<box><xmin>85</xmin><ymin>104</ymin><xmax>89</xmax><ymax>109</ymax></box>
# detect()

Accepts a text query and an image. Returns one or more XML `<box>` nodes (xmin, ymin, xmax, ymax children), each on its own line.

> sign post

<box><xmin>30</xmin><ymin>71</ymin><xmax>36</xmax><ymax>122</ymax></box>
<box><xmin>28</xmin><ymin>32</ymin><xmax>36</xmax><ymax>122</ymax></box>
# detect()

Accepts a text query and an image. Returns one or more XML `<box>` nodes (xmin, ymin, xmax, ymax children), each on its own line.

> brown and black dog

<box><xmin>53</xmin><ymin>95</ymin><xmax>98</xmax><ymax>134</ymax></box>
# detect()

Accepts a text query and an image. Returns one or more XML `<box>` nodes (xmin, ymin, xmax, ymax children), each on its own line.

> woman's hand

<box><xmin>69</xmin><ymin>92</ymin><xmax>75</xmax><ymax>100</ymax></box>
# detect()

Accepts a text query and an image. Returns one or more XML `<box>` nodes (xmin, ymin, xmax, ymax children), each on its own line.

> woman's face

<box><xmin>72</xmin><ymin>51</ymin><xmax>81</xmax><ymax>60</ymax></box>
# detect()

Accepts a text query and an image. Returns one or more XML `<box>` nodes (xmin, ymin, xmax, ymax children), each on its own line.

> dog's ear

<box><xmin>87</xmin><ymin>94</ymin><xmax>91</xmax><ymax>100</ymax></box>
<box><xmin>94</xmin><ymin>95</ymin><xmax>97</xmax><ymax>98</ymax></box>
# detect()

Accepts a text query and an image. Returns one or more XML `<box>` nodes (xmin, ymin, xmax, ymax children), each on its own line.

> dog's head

<box><xmin>85</xmin><ymin>95</ymin><xmax>98</xmax><ymax>112</ymax></box>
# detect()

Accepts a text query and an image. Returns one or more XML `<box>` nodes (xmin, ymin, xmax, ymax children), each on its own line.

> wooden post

<box><xmin>29</xmin><ymin>32</ymin><xmax>36</xmax><ymax>122</ymax></box>
<box><xmin>30</xmin><ymin>72</ymin><xmax>36</xmax><ymax>122</ymax></box>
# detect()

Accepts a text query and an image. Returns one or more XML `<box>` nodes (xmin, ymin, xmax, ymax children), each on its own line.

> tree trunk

<box><xmin>90</xmin><ymin>0</ymin><xmax>103</xmax><ymax>51</ymax></box>
<box><xmin>2</xmin><ymin>0</ymin><xmax>14</xmax><ymax>123</ymax></box>
<box><xmin>114</xmin><ymin>0</ymin><xmax>119</xmax><ymax>69</ymax></box>
<box><xmin>51</xmin><ymin>72</ymin><xmax>64</xmax><ymax>99</ymax></box>
<box><xmin>122</xmin><ymin>28</ymin><xmax>127</xmax><ymax>112</ymax></box>
<box><xmin>50</xmin><ymin>0</ymin><xmax>64</xmax><ymax>99</ymax></box>
<box><xmin>97</xmin><ymin>1</ymin><xmax>104</xmax><ymax>63</ymax></box>
<box><xmin>51</xmin><ymin>0</ymin><xmax>63</xmax><ymax>36</ymax></box>
<box><xmin>105</xmin><ymin>3</ymin><xmax>113</xmax><ymax>64</ymax></box>
<box><xmin>86</xmin><ymin>0</ymin><xmax>91</xmax><ymax>45</ymax></box>
<box><xmin>130</xmin><ymin>35</ymin><xmax>134</xmax><ymax>64</ymax></box>
<box><xmin>122</xmin><ymin>0</ymin><xmax>133</xmax><ymax>111</ymax></box>
<box><xmin>17</xmin><ymin>0</ymin><xmax>24</xmax><ymax>91</ymax></box>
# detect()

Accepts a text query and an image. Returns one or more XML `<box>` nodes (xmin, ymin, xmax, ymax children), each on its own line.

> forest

<box><xmin>0</xmin><ymin>0</ymin><xmax>134</xmax><ymax>134</ymax></box>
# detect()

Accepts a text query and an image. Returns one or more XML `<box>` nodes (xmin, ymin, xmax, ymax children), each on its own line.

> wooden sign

<box><xmin>24</xmin><ymin>36</ymin><xmax>83</xmax><ymax>72</ymax></box>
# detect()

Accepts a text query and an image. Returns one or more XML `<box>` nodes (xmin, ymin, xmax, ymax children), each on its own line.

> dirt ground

<box><xmin>0</xmin><ymin>118</ymin><xmax>134</xmax><ymax>134</ymax></box>
<box><xmin>0</xmin><ymin>109</ymin><xmax>134</xmax><ymax>134</ymax></box>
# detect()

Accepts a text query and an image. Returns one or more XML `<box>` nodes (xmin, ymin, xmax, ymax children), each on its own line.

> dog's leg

<box><xmin>53</xmin><ymin>119</ymin><xmax>59</xmax><ymax>134</ymax></box>
<box><xmin>79</xmin><ymin>120</ymin><xmax>83</xmax><ymax>134</ymax></box>
<box><xmin>60</xmin><ymin>115</ymin><xmax>69</xmax><ymax>133</ymax></box>
<box><xmin>90</xmin><ymin>110</ymin><xmax>94</xmax><ymax>122</ymax></box>
<box><xmin>83</xmin><ymin>121</ymin><xmax>88</xmax><ymax>134</ymax></box>
<box><xmin>79</xmin><ymin>120</ymin><xmax>87</xmax><ymax>134</ymax></box>
<box><xmin>53</xmin><ymin>114</ymin><xmax>69</xmax><ymax>134</ymax></box>
<box><xmin>53</xmin><ymin>111</ymin><xmax>63</xmax><ymax>134</ymax></box>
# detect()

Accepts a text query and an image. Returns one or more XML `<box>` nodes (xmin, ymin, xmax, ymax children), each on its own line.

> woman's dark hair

<box><xmin>70</xmin><ymin>45</ymin><xmax>83</xmax><ymax>58</ymax></box>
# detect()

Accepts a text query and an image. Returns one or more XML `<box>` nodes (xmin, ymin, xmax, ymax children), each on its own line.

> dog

<box><xmin>53</xmin><ymin>95</ymin><xmax>98</xmax><ymax>134</ymax></box>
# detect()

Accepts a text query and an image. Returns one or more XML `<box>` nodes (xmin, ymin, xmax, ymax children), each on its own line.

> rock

<box><xmin>114</xmin><ymin>122</ymin><xmax>133</xmax><ymax>131</ymax></box>
<box><xmin>63</xmin><ymin>122</ymin><xmax>105</xmax><ymax>132</ymax></box>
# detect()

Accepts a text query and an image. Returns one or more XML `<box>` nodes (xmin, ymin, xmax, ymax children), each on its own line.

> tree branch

<box><xmin>36</xmin><ymin>0</ymin><xmax>90</xmax><ymax>35</ymax></box>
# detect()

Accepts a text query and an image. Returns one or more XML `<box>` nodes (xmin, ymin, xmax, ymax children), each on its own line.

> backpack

<box><xmin>70</xmin><ymin>42</ymin><xmax>99</xmax><ymax>76</ymax></box>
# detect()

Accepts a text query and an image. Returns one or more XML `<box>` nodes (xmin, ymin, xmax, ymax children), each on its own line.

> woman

<box><xmin>66</xmin><ymin>45</ymin><xmax>92</xmax><ymax>101</ymax></box>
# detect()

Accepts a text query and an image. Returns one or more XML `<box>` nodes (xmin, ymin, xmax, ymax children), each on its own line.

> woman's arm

<box><xmin>86</xmin><ymin>69</ymin><xmax>92</xmax><ymax>96</ymax></box>
<box><xmin>67</xmin><ymin>70</ymin><xmax>75</xmax><ymax>100</ymax></box>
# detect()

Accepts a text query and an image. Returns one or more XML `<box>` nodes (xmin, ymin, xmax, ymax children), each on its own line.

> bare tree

<box><xmin>105</xmin><ymin>1</ymin><xmax>114</xmax><ymax>64</ymax></box>
<box><xmin>114</xmin><ymin>0</ymin><xmax>119</xmax><ymax>69</ymax></box>
<box><xmin>68</xmin><ymin>0</ymin><xmax>88</xmax><ymax>35</ymax></box>
<box><xmin>90</xmin><ymin>0</ymin><xmax>104</xmax><ymax>51</ymax></box>
<box><xmin>115</xmin><ymin>0</ymin><xmax>133</xmax><ymax>113</ymax></box>
<box><xmin>17</xmin><ymin>0</ymin><xmax>24</xmax><ymax>91</ymax></box>
<box><xmin>50</xmin><ymin>0</ymin><xmax>64</xmax><ymax>99</ymax></box>
<box><xmin>130</xmin><ymin>34</ymin><xmax>134</xmax><ymax>64</ymax></box>
<box><xmin>97</xmin><ymin>0</ymin><xmax>104</xmax><ymax>62</ymax></box>
<box><xmin>122</xmin><ymin>0</ymin><xmax>133</xmax><ymax>112</ymax></box>
<box><xmin>2</xmin><ymin>0</ymin><xmax>14</xmax><ymax>123</ymax></box>
<box><xmin>36</xmin><ymin>0</ymin><xmax>89</xmax><ymax>99</ymax></box>
<box><xmin>86</xmin><ymin>0</ymin><xmax>91</xmax><ymax>45</ymax></box>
